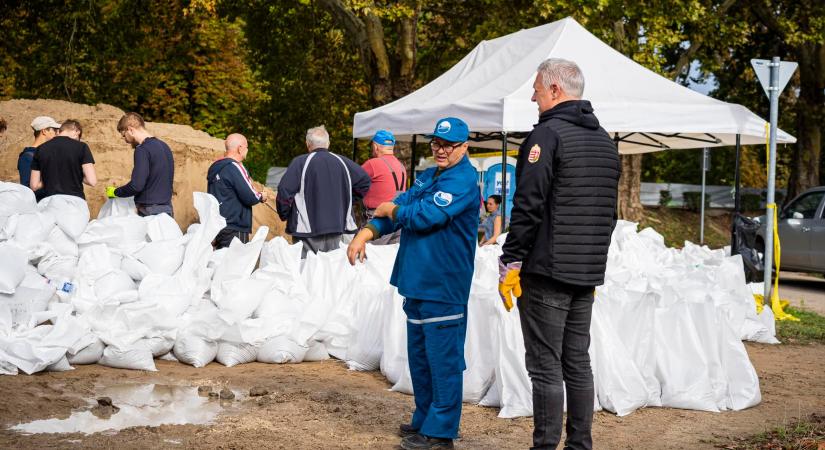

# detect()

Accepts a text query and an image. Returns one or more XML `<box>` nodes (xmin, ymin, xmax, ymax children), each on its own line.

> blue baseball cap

<box><xmin>372</xmin><ymin>129</ymin><xmax>396</xmax><ymax>146</ymax></box>
<box><xmin>427</xmin><ymin>117</ymin><xmax>469</xmax><ymax>143</ymax></box>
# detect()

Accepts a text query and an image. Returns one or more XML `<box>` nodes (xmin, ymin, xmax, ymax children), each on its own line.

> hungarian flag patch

<box><xmin>528</xmin><ymin>144</ymin><xmax>541</xmax><ymax>163</ymax></box>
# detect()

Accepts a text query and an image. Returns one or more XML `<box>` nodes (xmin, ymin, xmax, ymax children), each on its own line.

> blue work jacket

<box><xmin>371</xmin><ymin>155</ymin><xmax>480</xmax><ymax>305</ymax></box>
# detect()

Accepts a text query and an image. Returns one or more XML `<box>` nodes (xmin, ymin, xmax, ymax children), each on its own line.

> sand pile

<box><xmin>0</xmin><ymin>99</ymin><xmax>284</xmax><ymax>238</ymax></box>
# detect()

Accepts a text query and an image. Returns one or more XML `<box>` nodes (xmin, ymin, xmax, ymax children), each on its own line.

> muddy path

<box><xmin>0</xmin><ymin>343</ymin><xmax>822</xmax><ymax>449</ymax></box>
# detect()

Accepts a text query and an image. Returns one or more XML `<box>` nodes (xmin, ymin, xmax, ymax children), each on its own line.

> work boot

<box><xmin>400</xmin><ymin>433</ymin><xmax>454</xmax><ymax>449</ymax></box>
<box><xmin>398</xmin><ymin>423</ymin><xmax>419</xmax><ymax>438</ymax></box>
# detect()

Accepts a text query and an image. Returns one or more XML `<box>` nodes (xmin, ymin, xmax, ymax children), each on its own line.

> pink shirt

<box><xmin>361</xmin><ymin>155</ymin><xmax>406</xmax><ymax>209</ymax></box>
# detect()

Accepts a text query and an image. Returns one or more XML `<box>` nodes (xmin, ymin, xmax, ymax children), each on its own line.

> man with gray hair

<box><xmin>498</xmin><ymin>58</ymin><xmax>621</xmax><ymax>450</ymax></box>
<box><xmin>277</xmin><ymin>125</ymin><xmax>370</xmax><ymax>257</ymax></box>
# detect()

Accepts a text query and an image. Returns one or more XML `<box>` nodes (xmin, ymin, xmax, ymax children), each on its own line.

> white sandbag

<box><xmin>462</xmin><ymin>290</ymin><xmax>498</xmax><ymax>403</ymax></box>
<box><xmin>304</xmin><ymin>341</ymin><xmax>330</xmax><ymax>362</ymax></box>
<box><xmin>134</xmin><ymin>239</ymin><xmax>185</xmax><ymax>276</ymax></box>
<box><xmin>67</xmin><ymin>338</ymin><xmax>105</xmax><ymax>365</ymax></box>
<box><xmin>145</xmin><ymin>213</ymin><xmax>182</xmax><ymax>241</ymax></box>
<box><xmin>173</xmin><ymin>333</ymin><xmax>218</xmax><ymax>368</ymax></box>
<box><xmin>98</xmin><ymin>197</ymin><xmax>137</xmax><ymax>218</ymax></box>
<box><xmin>589</xmin><ymin>301</ymin><xmax>651</xmax><ymax>416</ymax></box>
<box><xmin>380</xmin><ymin>292</ymin><xmax>409</xmax><ymax>386</ymax></box>
<box><xmin>138</xmin><ymin>274</ymin><xmax>195</xmax><ymax>317</ymax></box>
<box><xmin>10</xmin><ymin>212</ymin><xmax>56</xmax><ymax>251</ymax></box>
<box><xmin>178</xmin><ymin>193</ymin><xmax>226</xmax><ymax>280</ymax></box>
<box><xmin>38</xmin><ymin>195</ymin><xmax>89</xmax><ymax>239</ymax></box>
<box><xmin>494</xmin><ymin>308</ymin><xmax>533</xmax><ymax>418</ymax></box>
<box><xmin>99</xmin><ymin>345</ymin><xmax>157</xmax><ymax>371</ymax></box>
<box><xmin>210</xmin><ymin>227</ymin><xmax>268</xmax><ymax>304</ymax></box>
<box><xmin>136</xmin><ymin>336</ymin><xmax>175</xmax><ymax>357</ymax></box>
<box><xmin>45</xmin><ymin>355</ymin><xmax>73</xmax><ymax>372</ymax></box>
<box><xmin>653</xmin><ymin>302</ymin><xmax>719</xmax><ymax>412</ymax></box>
<box><xmin>257</xmin><ymin>335</ymin><xmax>308</xmax><ymax>364</ymax></box>
<box><xmin>94</xmin><ymin>270</ymin><xmax>138</xmax><ymax>303</ymax></box>
<box><xmin>45</xmin><ymin>226</ymin><xmax>79</xmax><ymax>257</ymax></box>
<box><xmin>0</xmin><ymin>275</ymin><xmax>55</xmax><ymax>328</ymax></box>
<box><xmin>0</xmin><ymin>243</ymin><xmax>27</xmax><ymax>294</ymax></box>
<box><xmin>77</xmin><ymin>215</ymin><xmax>147</xmax><ymax>247</ymax></box>
<box><xmin>216</xmin><ymin>342</ymin><xmax>258</xmax><ymax>367</ymax></box>
<box><xmin>121</xmin><ymin>255</ymin><xmax>151</xmax><ymax>281</ymax></box>
<box><xmin>212</xmin><ymin>277</ymin><xmax>272</xmax><ymax>322</ymax></box>
<box><xmin>0</xmin><ymin>181</ymin><xmax>37</xmax><ymax>216</ymax></box>
<box><xmin>345</xmin><ymin>286</ymin><xmax>390</xmax><ymax>371</ymax></box>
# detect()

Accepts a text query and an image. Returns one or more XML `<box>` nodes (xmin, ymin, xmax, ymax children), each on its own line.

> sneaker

<box><xmin>400</xmin><ymin>433</ymin><xmax>454</xmax><ymax>449</ymax></box>
<box><xmin>399</xmin><ymin>423</ymin><xmax>419</xmax><ymax>438</ymax></box>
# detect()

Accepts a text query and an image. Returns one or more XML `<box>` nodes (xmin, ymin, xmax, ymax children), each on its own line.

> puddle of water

<box><xmin>11</xmin><ymin>384</ymin><xmax>239</xmax><ymax>434</ymax></box>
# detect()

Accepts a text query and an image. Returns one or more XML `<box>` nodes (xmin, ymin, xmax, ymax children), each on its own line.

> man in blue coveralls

<box><xmin>347</xmin><ymin>117</ymin><xmax>480</xmax><ymax>450</ymax></box>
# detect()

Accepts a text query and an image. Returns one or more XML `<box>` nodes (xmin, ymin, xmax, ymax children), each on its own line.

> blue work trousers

<box><xmin>403</xmin><ymin>298</ymin><xmax>467</xmax><ymax>439</ymax></box>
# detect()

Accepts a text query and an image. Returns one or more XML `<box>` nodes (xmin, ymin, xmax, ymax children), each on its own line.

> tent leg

<box><xmin>501</xmin><ymin>132</ymin><xmax>508</xmax><ymax>228</ymax></box>
<box><xmin>411</xmin><ymin>134</ymin><xmax>417</xmax><ymax>184</ymax></box>
<box><xmin>352</xmin><ymin>138</ymin><xmax>358</xmax><ymax>162</ymax></box>
<box><xmin>731</xmin><ymin>134</ymin><xmax>741</xmax><ymax>255</ymax></box>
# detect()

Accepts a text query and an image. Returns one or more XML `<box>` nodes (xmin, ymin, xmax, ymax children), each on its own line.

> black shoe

<box><xmin>400</xmin><ymin>433</ymin><xmax>454</xmax><ymax>449</ymax></box>
<box><xmin>399</xmin><ymin>423</ymin><xmax>419</xmax><ymax>438</ymax></box>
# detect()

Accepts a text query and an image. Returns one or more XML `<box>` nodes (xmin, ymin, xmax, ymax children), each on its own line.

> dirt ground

<box><xmin>0</xmin><ymin>342</ymin><xmax>822</xmax><ymax>449</ymax></box>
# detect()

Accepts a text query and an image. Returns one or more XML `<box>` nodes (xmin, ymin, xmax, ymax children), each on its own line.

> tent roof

<box><xmin>353</xmin><ymin>17</ymin><xmax>795</xmax><ymax>154</ymax></box>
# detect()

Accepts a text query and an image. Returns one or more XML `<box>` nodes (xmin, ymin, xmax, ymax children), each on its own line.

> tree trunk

<box><xmin>611</xmin><ymin>19</ymin><xmax>645</xmax><ymax>221</ymax></box>
<box><xmin>617</xmin><ymin>154</ymin><xmax>645</xmax><ymax>221</ymax></box>
<box><xmin>789</xmin><ymin>42</ymin><xmax>824</xmax><ymax>199</ymax></box>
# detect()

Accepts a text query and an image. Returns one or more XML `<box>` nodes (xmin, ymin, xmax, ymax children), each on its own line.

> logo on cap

<box><xmin>433</xmin><ymin>191</ymin><xmax>453</xmax><ymax>207</ymax></box>
<box><xmin>437</xmin><ymin>121</ymin><xmax>452</xmax><ymax>134</ymax></box>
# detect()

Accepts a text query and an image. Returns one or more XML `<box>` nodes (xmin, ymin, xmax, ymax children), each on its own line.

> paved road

<box><xmin>776</xmin><ymin>272</ymin><xmax>825</xmax><ymax>316</ymax></box>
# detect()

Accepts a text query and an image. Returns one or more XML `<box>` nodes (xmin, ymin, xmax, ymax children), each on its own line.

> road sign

<box><xmin>751</xmin><ymin>59</ymin><xmax>797</xmax><ymax>99</ymax></box>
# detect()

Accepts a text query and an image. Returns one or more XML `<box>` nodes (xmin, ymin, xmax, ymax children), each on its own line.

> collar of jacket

<box><xmin>310</xmin><ymin>148</ymin><xmax>330</xmax><ymax>153</ymax></box>
<box><xmin>536</xmin><ymin>99</ymin><xmax>598</xmax><ymax>128</ymax></box>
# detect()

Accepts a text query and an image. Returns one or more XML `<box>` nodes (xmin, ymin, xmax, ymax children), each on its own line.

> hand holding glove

<box><xmin>498</xmin><ymin>259</ymin><xmax>522</xmax><ymax>312</ymax></box>
<box><xmin>105</xmin><ymin>186</ymin><xmax>117</xmax><ymax>199</ymax></box>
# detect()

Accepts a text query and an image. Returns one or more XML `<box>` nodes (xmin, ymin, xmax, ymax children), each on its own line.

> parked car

<box><xmin>754</xmin><ymin>186</ymin><xmax>825</xmax><ymax>275</ymax></box>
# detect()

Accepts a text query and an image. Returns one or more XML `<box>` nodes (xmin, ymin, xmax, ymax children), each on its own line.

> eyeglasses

<box><xmin>430</xmin><ymin>140</ymin><xmax>465</xmax><ymax>154</ymax></box>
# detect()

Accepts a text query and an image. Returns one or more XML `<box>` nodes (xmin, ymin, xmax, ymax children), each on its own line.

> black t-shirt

<box><xmin>30</xmin><ymin>136</ymin><xmax>95</xmax><ymax>199</ymax></box>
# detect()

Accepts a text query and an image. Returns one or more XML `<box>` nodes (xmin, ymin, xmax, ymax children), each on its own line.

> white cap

<box><xmin>30</xmin><ymin>116</ymin><xmax>61</xmax><ymax>131</ymax></box>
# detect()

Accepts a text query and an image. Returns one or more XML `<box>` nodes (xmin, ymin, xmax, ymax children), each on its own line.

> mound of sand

<box><xmin>0</xmin><ymin>99</ymin><xmax>284</xmax><ymax>239</ymax></box>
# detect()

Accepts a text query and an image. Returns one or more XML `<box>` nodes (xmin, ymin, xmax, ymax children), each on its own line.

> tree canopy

<box><xmin>1</xmin><ymin>0</ymin><xmax>822</xmax><ymax>195</ymax></box>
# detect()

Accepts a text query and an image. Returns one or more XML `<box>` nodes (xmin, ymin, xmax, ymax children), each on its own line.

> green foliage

<box><xmin>1</xmin><ymin>0</ymin><xmax>821</xmax><ymax>189</ymax></box>
<box><xmin>659</xmin><ymin>190</ymin><xmax>672</xmax><ymax>207</ymax></box>
<box><xmin>740</xmin><ymin>193</ymin><xmax>761</xmax><ymax>211</ymax></box>
<box><xmin>682</xmin><ymin>191</ymin><xmax>709</xmax><ymax>211</ymax></box>
<box><xmin>0</xmin><ymin>0</ymin><xmax>263</xmax><ymax>146</ymax></box>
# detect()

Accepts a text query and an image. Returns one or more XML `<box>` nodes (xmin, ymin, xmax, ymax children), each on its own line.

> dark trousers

<box><xmin>295</xmin><ymin>233</ymin><xmax>342</xmax><ymax>258</ymax></box>
<box><xmin>518</xmin><ymin>273</ymin><xmax>595</xmax><ymax>450</ymax></box>
<box><xmin>404</xmin><ymin>299</ymin><xmax>467</xmax><ymax>439</ymax></box>
<box><xmin>136</xmin><ymin>203</ymin><xmax>174</xmax><ymax>218</ymax></box>
<box><xmin>213</xmin><ymin>227</ymin><xmax>250</xmax><ymax>249</ymax></box>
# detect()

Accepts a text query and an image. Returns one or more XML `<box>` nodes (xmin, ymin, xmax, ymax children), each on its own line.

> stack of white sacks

<box><xmin>0</xmin><ymin>180</ymin><xmax>777</xmax><ymax>417</ymax></box>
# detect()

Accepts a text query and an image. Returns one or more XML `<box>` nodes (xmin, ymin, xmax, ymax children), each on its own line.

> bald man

<box><xmin>207</xmin><ymin>133</ymin><xmax>268</xmax><ymax>248</ymax></box>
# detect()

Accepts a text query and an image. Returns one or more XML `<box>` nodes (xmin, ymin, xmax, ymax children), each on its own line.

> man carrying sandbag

<box><xmin>29</xmin><ymin>119</ymin><xmax>98</xmax><ymax>199</ymax></box>
<box><xmin>498</xmin><ymin>58</ymin><xmax>621</xmax><ymax>450</ymax></box>
<box><xmin>277</xmin><ymin>125</ymin><xmax>370</xmax><ymax>258</ymax></box>
<box><xmin>207</xmin><ymin>133</ymin><xmax>268</xmax><ymax>249</ymax></box>
<box><xmin>347</xmin><ymin>117</ymin><xmax>479</xmax><ymax>450</ymax></box>
<box><xmin>107</xmin><ymin>112</ymin><xmax>175</xmax><ymax>217</ymax></box>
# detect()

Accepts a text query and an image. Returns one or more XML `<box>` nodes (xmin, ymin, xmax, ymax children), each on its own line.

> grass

<box><xmin>639</xmin><ymin>206</ymin><xmax>734</xmax><ymax>249</ymax></box>
<box><xmin>716</xmin><ymin>414</ymin><xmax>825</xmax><ymax>449</ymax></box>
<box><xmin>775</xmin><ymin>306</ymin><xmax>825</xmax><ymax>345</ymax></box>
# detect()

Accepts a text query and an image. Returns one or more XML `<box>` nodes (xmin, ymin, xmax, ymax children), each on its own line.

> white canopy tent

<box><xmin>352</xmin><ymin>17</ymin><xmax>795</xmax><ymax>154</ymax></box>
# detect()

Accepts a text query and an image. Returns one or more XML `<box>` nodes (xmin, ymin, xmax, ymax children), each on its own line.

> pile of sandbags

<box><xmin>0</xmin><ymin>179</ymin><xmax>775</xmax><ymax>419</ymax></box>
